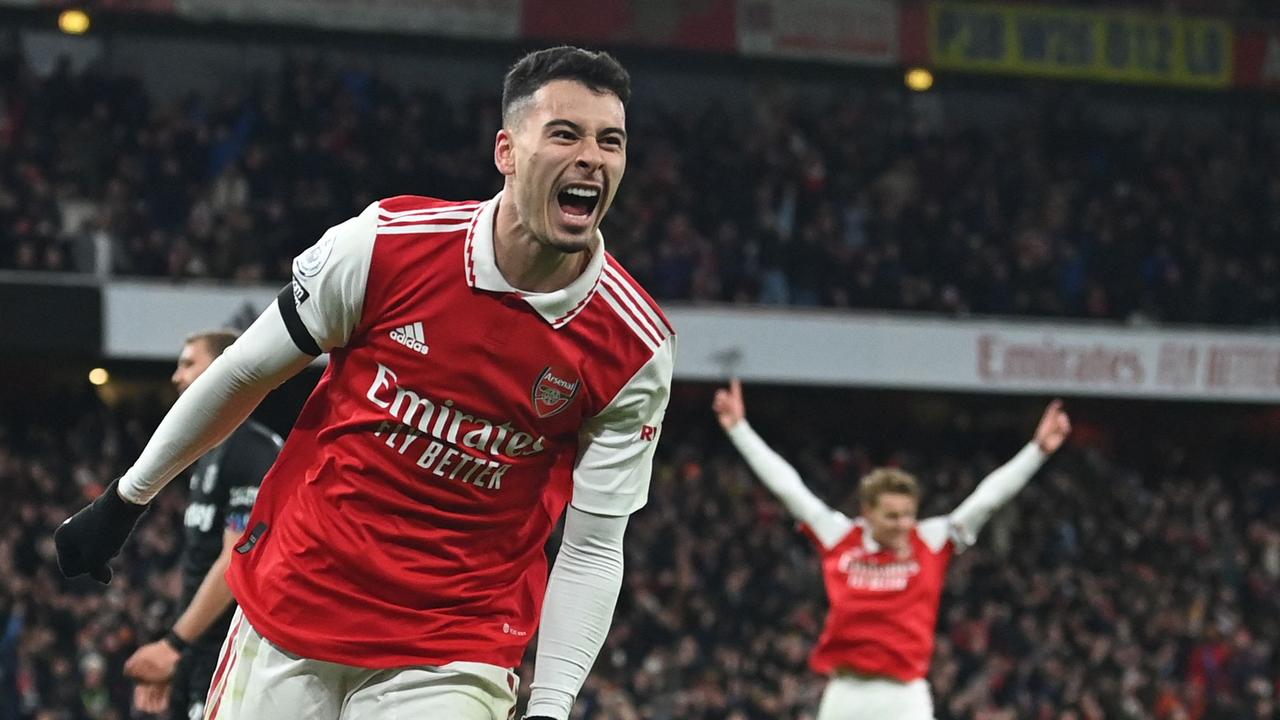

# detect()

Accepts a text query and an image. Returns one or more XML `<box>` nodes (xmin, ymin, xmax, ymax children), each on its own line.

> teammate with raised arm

<box><xmin>712</xmin><ymin>380</ymin><xmax>1070</xmax><ymax>720</ymax></box>
<box><xmin>55</xmin><ymin>46</ymin><xmax>674</xmax><ymax>720</ymax></box>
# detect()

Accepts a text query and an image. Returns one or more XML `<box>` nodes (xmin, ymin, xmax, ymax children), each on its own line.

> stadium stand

<box><xmin>2</xmin><ymin>52</ymin><xmax>1278</xmax><ymax>325</ymax></box>
<box><xmin>3</xmin><ymin>390</ymin><xmax>1278</xmax><ymax>719</ymax></box>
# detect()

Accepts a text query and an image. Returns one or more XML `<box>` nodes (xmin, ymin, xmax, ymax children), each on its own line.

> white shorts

<box><xmin>203</xmin><ymin>608</ymin><xmax>519</xmax><ymax>720</ymax></box>
<box><xmin>816</xmin><ymin>673</ymin><xmax>934</xmax><ymax>720</ymax></box>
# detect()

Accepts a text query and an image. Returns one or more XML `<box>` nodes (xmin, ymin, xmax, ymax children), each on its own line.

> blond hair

<box><xmin>858</xmin><ymin>467</ymin><xmax>920</xmax><ymax>510</ymax></box>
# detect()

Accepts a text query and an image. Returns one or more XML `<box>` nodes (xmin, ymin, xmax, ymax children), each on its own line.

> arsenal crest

<box><xmin>532</xmin><ymin>365</ymin><xmax>581</xmax><ymax>418</ymax></box>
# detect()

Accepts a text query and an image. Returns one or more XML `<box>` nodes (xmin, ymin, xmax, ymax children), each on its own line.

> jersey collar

<box><xmin>854</xmin><ymin>517</ymin><xmax>883</xmax><ymax>553</ymax></box>
<box><xmin>854</xmin><ymin>517</ymin><xmax>914</xmax><ymax>557</ymax></box>
<box><xmin>465</xmin><ymin>192</ymin><xmax>604</xmax><ymax>329</ymax></box>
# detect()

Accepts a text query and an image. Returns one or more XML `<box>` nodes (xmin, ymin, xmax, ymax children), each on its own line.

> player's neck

<box><xmin>493</xmin><ymin>197</ymin><xmax>592</xmax><ymax>293</ymax></box>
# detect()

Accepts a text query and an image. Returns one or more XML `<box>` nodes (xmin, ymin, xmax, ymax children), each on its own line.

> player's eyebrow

<box><xmin>544</xmin><ymin>119</ymin><xmax>627</xmax><ymax>142</ymax></box>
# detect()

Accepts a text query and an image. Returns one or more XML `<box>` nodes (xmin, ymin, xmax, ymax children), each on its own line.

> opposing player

<box><xmin>55</xmin><ymin>46</ymin><xmax>674</xmax><ymax>720</ymax></box>
<box><xmin>124</xmin><ymin>330</ymin><xmax>281</xmax><ymax>720</ymax></box>
<box><xmin>712</xmin><ymin>380</ymin><xmax>1070</xmax><ymax>720</ymax></box>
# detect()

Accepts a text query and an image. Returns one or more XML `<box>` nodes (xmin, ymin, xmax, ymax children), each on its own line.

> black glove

<box><xmin>55</xmin><ymin>479</ymin><xmax>149</xmax><ymax>584</ymax></box>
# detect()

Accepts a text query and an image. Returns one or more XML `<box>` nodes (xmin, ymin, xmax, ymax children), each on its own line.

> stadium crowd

<box><xmin>2</xmin><ymin>391</ymin><xmax>1277</xmax><ymax>719</ymax></box>
<box><xmin>2</xmin><ymin>52</ymin><xmax>1279</xmax><ymax>326</ymax></box>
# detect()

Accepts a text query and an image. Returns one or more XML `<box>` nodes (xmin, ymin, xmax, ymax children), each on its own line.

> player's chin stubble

<box><xmin>541</xmin><ymin>232</ymin><xmax>593</xmax><ymax>255</ymax></box>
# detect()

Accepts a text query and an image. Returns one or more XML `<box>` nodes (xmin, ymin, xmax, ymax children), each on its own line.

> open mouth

<box><xmin>556</xmin><ymin>185</ymin><xmax>601</xmax><ymax>222</ymax></box>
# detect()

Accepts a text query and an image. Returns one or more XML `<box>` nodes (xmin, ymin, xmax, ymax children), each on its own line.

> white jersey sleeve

<box><xmin>916</xmin><ymin>517</ymin><xmax>952</xmax><ymax>553</ymax></box>
<box><xmin>946</xmin><ymin>442</ymin><xmax>1047</xmax><ymax>552</ymax></box>
<box><xmin>278</xmin><ymin>201</ymin><xmax>379</xmax><ymax>354</ymax></box>
<box><xmin>527</xmin><ymin>507</ymin><xmax>628</xmax><ymax>720</ymax></box>
<box><xmin>724</xmin><ymin>421</ymin><xmax>853</xmax><ymax>549</ymax></box>
<box><xmin>571</xmin><ymin>336</ymin><xmax>675</xmax><ymax>516</ymax></box>
<box><xmin>118</xmin><ymin>303</ymin><xmax>314</xmax><ymax>503</ymax></box>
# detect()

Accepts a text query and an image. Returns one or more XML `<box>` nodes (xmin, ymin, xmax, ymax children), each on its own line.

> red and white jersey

<box><xmin>803</xmin><ymin>517</ymin><xmax>954</xmax><ymax>681</ymax></box>
<box><xmin>226</xmin><ymin>194</ymin><xmax>675</xmax><ymax>670</ymax></box>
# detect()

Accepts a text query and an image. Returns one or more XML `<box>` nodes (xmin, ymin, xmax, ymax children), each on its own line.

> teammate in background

<box><xmin>712</xmin><ymin>380</ymin><xmax>1071</xmax><ymax>720</ymax></box>
<box><xmin>123</xmin><ymin>331</ymin><xmax>281</xmax><ymax>720</ymax></box>
<box><xmin>55</xmin><ymin>46</ymin><xmax>674</xmax><ymax>720</ymax></box>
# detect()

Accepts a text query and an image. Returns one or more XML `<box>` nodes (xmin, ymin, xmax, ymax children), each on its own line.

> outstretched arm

<box><xmin>117</xmin><ymin>304</ymin><xmax>310</xmax><ymax>503</ymax></box>
<box><xmin>57</xmin><ymin>203</ymin><xmax>378</xmax><ymax>584</ymax></box>
<box><xmin>948</xmin><ymin>400</ymin><xmax>1071</xmax><ymax>549</ymax></box>
<box><xmin>713</xmin><ymin>379</ymin><xmax>852</xmax><ymax>548</ymax></box>
<box><xmin>119</xmin><ymin>201</ymin><xmax>381</xmax><ymax>503</ymax></box>
<box><xmin>56</xmin><ymin>305</ymin><xmax>311</xmax><ymax>583</ymax></box>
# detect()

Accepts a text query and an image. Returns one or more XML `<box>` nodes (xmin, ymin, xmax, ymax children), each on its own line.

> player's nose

<box><xmin>574</xmin><ymin>138</ymin><xmax>606</xmax><ymax>171</ymax></box>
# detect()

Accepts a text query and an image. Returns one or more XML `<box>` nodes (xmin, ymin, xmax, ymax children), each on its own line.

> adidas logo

<box><xmin>390</xmin><ymin>321</ymin><xmax>429</xmax><ymax>355</ymax></box>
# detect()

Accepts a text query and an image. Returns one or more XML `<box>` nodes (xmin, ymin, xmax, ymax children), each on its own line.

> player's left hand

<box><xmin>124</xmin><ymin>639</ymin><xmax>181</xmax><ymax>684</ymax></box>
<box><xmin>1033</xmin><ymin>399</ymin><xmax>1071</xmax><ymax>454</ymax></box>
<box><xmin>54</xmin><ymin>479</ymin><xmax>149</xmax><ymax>584</ymax></box>
<box><xmin>712</xmin><ymin>378</ymin><xmax>746</xmax><ymax>430</ymax></box>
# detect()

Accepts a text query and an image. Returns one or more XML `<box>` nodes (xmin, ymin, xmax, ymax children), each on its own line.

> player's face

<box><xmin>865</xmin><ymin>492</ymin><xmax>918</xmax><ymax>553</ymax></box>
<box><xmin>171</xmin><ymin>341</ymin><xmax>216</xmax><ymax>395</ymax></box>
<box><xmin>498</xmin><ymin>79</ymin><xmax>627</xmax><ymax>253</ymax></box>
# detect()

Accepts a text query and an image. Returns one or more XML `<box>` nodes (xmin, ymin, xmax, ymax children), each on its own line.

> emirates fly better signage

<box><xmin>103</xmin><ymin>282</ymin><xmax>1280</xmax><ymax>403</ymax></box>
<box><xmin>673</xmin><ymin>308</ymin><xmax>1280</xmax><ymax>403</ymax></box>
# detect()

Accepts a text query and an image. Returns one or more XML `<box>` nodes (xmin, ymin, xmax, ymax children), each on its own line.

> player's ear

<box><xmin>494</xmin><ymin>128</ymin><xmax>516</xmax><ymax>176</ymax></box>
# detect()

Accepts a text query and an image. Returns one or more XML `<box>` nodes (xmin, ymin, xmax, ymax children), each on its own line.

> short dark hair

<box><xmin>185</xmin><ymin>329</ymin><xmax>239</xmax><ymax>358</ymax></box>
<box><xmin>501</xmin><ymin>46</ymin><xmax>630</xmax><ymax>126</ymax></box>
